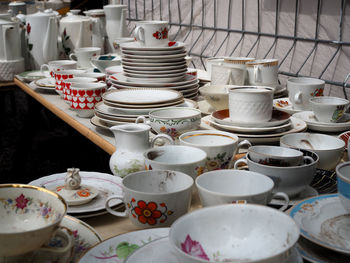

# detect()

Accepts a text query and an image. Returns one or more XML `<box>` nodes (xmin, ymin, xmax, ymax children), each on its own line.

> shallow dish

<box><xmin>273</xmin><ymin>97</ymin><xmax>302</xmax><ymax>115</ymax></box>
<box><xmin>17</xmin><ymin>70</ymin><xmax>47</xmax><ymax>82</ymax></box>
<box><xmin>289</xmin><ymin>194</ymin><xmax>350</xmax><ymax>255</ymax></box>
<box><xmin>122</xmin><ymin>48</ymin><xmax>185</xmax><ymax>56</ymax></box>
<box><xmin>122</xmin><ymin>51</ymin><xmax>186</xmax><ymax>60</ymax></box>
<box><xmin>120</xmin><ymin>41</ymin><xmax>186</xmax><ymax>50</ymax></box>
<box><xmin>35</xmin><ymin>77</ymin><xmax>55</xmax><ymax>87</ymax></box>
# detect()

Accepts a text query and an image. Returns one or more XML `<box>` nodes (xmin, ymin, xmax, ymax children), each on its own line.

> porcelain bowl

<box><xmin>148</xmin><ymin>107</ymin><xmax>202</xmax><ymax>140</ymax></box>
<box><xmin>198</xmin><ymin>84</ymin><xmax>229</xmax><ymax>110</ymax></box>
<box><xmin>309</xmin><ymin>96</ymin><xmax>349</xmax><ymax>123</ymax></box>
<box><xmin>280</xmin><ymin>133</ymin><xmax>345</xmax><ymax>171</ymax></box>
<box><xmin>169</xmin><ymin>204</ymin><xmax>300</xmax><ymax>263</ymax></box>
<box><xmin>0</xmin><ymin>184</ymin><xmax>67</xmax><ymax>257</ymax></box>
<box><xmin>90</xmin><ymin>55</ymin><xmax>121</xmax><ymax>73</ymax></box>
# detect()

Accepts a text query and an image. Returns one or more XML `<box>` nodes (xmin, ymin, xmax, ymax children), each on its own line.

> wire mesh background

<box><xmin>121</xmin><ymin>0</ymin><xmax>350</xmax><ymax>98</ymax></box>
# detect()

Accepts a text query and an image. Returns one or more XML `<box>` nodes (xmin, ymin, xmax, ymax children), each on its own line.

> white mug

<box><xmin>134</xmin><ymin>20</ymin><xmax>169</xmax><ymax>47</ymax></box>
<box><xmin>246</xmin><ymin>59</ymin><xmax>279</xmax><ymax>87</ymax></box>
<box><xmin>69</xmin><ymin>47</ymin><xmax>101</xmax><ymax>68</ymax></box>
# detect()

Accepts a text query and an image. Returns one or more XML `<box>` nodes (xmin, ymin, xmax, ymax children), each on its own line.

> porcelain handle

<box><xmin>134</xmin><ymin>26</ymin><xmax>145</xmax><ymax>45</ymax></box>
<box><xmin>135</xmin><ymin>116</ymin><xmax>149</xmax><ymax>125</ymax></box>
<box><xmin>233</xmin><ymin>158</ymin><xmax>248</xmax><ymax>170</ymax></box>
<box><xmin>294</xmin><ymin>91</ymin><xmax>302</xmax><ymax>104</ymax></box>
<box><xmin>105</xmin><ymin>195</ymin><xmax>127</xmax><ymax>217</ymax></box>
<box><xmin>69</xmin><ymin>53</ymin><xmax>77</xmax><ymax>61</ymax></box>
<box><xmin>150</xmin><ymin>134</ymin><xmax>174</xmax><ymax>147</ymax></box>
<box><xmin>228</xmin><ymin>140</ymin><xmax>251</xmax><ymax>169</ymax></box>
<box><xmin>303</xmin><ymin>156</ymin><xmax>314</xmax><ymax>165</ymax></box>
<box><xmin>272</xmin><ymin>192</ymin><xmax>290</xmax><ymax>211</ymax></box>
<box><xmin>253</xmin><ymin>65</ymin><xmax>262</xmax><ymax>83</ymax></box>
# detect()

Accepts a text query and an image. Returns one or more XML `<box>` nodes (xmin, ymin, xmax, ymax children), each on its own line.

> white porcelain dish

<box><xmin>122</xmin><ymin>51</ymin><xmax>186</xmax><ymax>60</ymax></box>
<box><xmin>273</xmin><ymin>97</ymin><xmax>302</xmax><ymax>115</ymax></box>
<box><xmin>120</xmin><ymin>41</ymin><xmax>186</xmax><ymax>50</ymax></box>
<box><xmin>122</xmin><ymin>48</ymin><xmax>185</xmax><ymax>55</ymax></box>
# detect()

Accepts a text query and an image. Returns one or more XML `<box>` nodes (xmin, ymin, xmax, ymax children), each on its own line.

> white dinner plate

<box><xmin>120</xmin><ymin>41</ymin><xmax>186</xmax><ymax>50</ymax></box>
<box><xmin>111</xmin><ymin>80</ymin><xmax>199</xmax><ymax>91</ymax></box>
<box><xmin>122</xmin><ymin>60</ymin><xmax>187</xmax><ymax>68</ymax></box>
<box><xmin>122</xmin><ymin>48</ymin><xmax>185</xmax><ymax>55</ymax></box>
<box><xmin>122</xmin><ymin>57</ymin><xmax>186</xmax><ymax>63</ymax></box>
<box><xmin>289</xmin><ymin>194</ymin><xmax>350</xmax><ymax>255</ymax></box>
<box><xmin>124</xmin><ymin>71</ymin><xmax>187</xmax><ymax>79</ymax></box>
<box><xmin>78</xmin><ymin>228</ymin><xmax>170</xmax><ymax>263</ymax></box>
<box><xmin>29</xmin><ymin>80</ymin><xmax>56</xmax><ymax>91</ymax></box>
<box><xmin>29</xmin><ymin>171</ymin><xmax>123</xmax><ymax>214</ymax></box>
<box><xmin>34</xmin><ymin>77</ymin><xmax>55</xmax><ymax>87</ymax></box>
<box><xmin>104</xmin><ymin>98</ymin><xmax>185</xmax><ymax>109</ymax></box>
<box><xmin>293</xmin><ymin>111</ymin><xmax>350</xmax><ymax>132</ymax></box>
<box><xmin>123</xmin><ymin>67</ymin><xmax>188</xmax><ymax>75</ymax></box>
<box><xmin>122</xmin><ymin>51</ymin><xmax>186</xmax><ymax>60</ymax></box>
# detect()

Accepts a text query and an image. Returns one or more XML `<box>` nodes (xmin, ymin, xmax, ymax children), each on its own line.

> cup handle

<box><xmin>135</xmin><ymin>115</ymin><xmax>149</xmax><ymax>125</ymax></box>
<box><xmin>272</xmin><ymin>192</ymin><xmax>290</xmax><ymax>211</ymax></box>
<box><xmin>233</xmin><ymin>158</ymin><xmax>248</xmax><ymax>170</ymax></box>
<box><xmin>294</xmin><ymin>91</ymin><xmax>302</xmax><ymax>104</ymax></box>
<box><xmin>150</xmin><ymin>134</ymin><xmax>174</xmax><ymax>147</ymax></box>
<box><xmin>134</xmin><ymin>26</ymin><xmax>145</xmax><ymax>45</ymax></box>
<box><xmin>228</xmin><ymin>140</ymin><xmax>251</xmax><ymax>169</ymax></box>
<box><xmin>254</xmin><ymin>65</ymin><xmax>262</xmax><ymax>83</ymax></box>
<box><xmin>40</xmin><ymin>64</ymin><xmax>49</xmax><ymax>75</ymax></box>
<box><xmin>69</xmin><ymin>53</ymin><xmax>77</xmax><ymax>61</ymax></box>
<box><xmin>232</xmin><ymin>200</ymin><xmax>247</xmax><ymax>204</ymax></box>
<box><xmin>303</xmin><ymin>156</ymin><xmax>314</xmax><ymax>165</ymax></box>
<box><xmin>105</xmin><ymin>195</ymin><xmax>127</xmax><ymax>217</ymax></box>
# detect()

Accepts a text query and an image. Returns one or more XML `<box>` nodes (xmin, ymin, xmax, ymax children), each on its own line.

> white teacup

<box><xmin>105</xmin><ymin>170</ymin><xmax>193</xmax><ymax>228</ymax></box>
<box><xmin>287</xmin><ymin>77</ymin><xmax>325</xmax><ymax>110</ymax></box>
<box><xmin>53</xmin><ymin>69</ymin><xmax>86</xmax><ymax>97</ymax></box>
<box><xmin>196</xmin><ymin>170</ymin><xmax>290</xmax><ymax>211</ymax></box>
<box><xmin>134</xmin><ymin>20</ymin><xmax>169</xmax><ymax>47</ymax></box>
<box><xmin>63</xmin><ymin>77</ymin><xmax>98</xmax><ymax>105</ymax></box>
<box><xmin>69</xmin><ymin>47</ymin><xmax>101</xmax><ymax>68</ymax></box>
<box><xmin>144</xmin><ymin>145</ymin><xmax>207</xmax><ymax>180</ymax></box>
<box><xmin>40</xmin><ymin>60</ymin><xmax>77</xmax><ymax>79</ymax></box>
<box><xmin>210</xmin><ymin>63</ymin><xmax>246</xmax><ymax>85</ymax></box>
<box><xmin>248</xmin><ymin>145</ymin><xmax>314</xmax><ymax>167</ymax></box>
<box><xmin>179</xmin><ymin>130</ymin><xmax>251</xmax><ymax>170</ymax></box>
<box><xmin>309</xmin><ymin>96</ymin><xmax>349</xmax><ymax>123</ymax></box>
<box><xmin>229</xmin><ymin>86</ymin><xmax>274</xmax><ymax>124</ymax></box>
<box><xmin>246</xmin><ymin>59</ymin><xmax>279</xmax><ymax>87</ymax></box>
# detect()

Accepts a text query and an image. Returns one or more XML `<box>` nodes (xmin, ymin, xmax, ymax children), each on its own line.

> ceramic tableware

<box><xmin>16</xmin><ymin>70</ymin><xmax>46</xmax><ymax>82</ymax></box>
<box><xmin>287</xmin><ymin>77</ymin><xmax>325</xmax><ymax>110</ymax></box>
<box><xmin>196</xmin><ymin>170</ymin><xmax>290</xmax><ymax>210</ymax></box>
<box><xmin>179</xmin><ymin>130</ymin><xmax>251</xmax><ymax>170</ymax></box>
<box><xmin>144</xmin><ymin>145</ymin><xmax>207</xmax><ymax>180</ymax></box>
<box><xmin>246</xmin><ymin>59</ymin><xmax>279</xmax><ymax>87</ymax></box>
<box><xmin>338</xmin><ymin>130</ymin><xmax>350</xmax><ymax>148</ymax></box>
<box><xmin>53</xmin><ymin>69</ymin><xmax>85</xmax><ymax>96</ymax></box>
<box><xmin>198</xmin><ymin>84</ymin><xmax>229</xmax><ymax>110</ymax></box>
<box><xmin>90</xmin><ymin>54</ymin><xmax>121</xmax><ymax>73</ymax></box>
<box><xmin>310</xmin><ymin>96</ymin><xmax>349</xmax><ymax>123</ymax></box>
<box><xmin>229</xmin><ymin>86</ymin><xmax>274</xmax><ymax>124</ymax></box>
<box><xmin>105</xmin><ymin>170</ymin><xmax>193</xmax><ymax>227</ymax></box>
<box><xmin>289</xmin><ymin>194</ymin><xmax>350</xmax><ymax>255</ymax></box>
<box><xmin>210</xmin><ymin>63</ymin><xmax>246</xmax><ymax>85</ymax></box>
<box><xmin>336</xmin><ymin>162</ymin><xmax>350</xmax><ymax>213</ymax></box>
<box><xmin>248</xmin><ymin>145</ymin><xmax>314</xmax><ymax>167</ymax></box>
<box><xmin>280</xmin><ymin>133</ymin><xmax>345</xmax><ymax>171</ymax></box>
<box><xmin>70</xmin><ymin>82</ymin><xmax>107</xmax><ymax>118</ymax></box>
<box><xmin>41</xmin><ymin>60</ymin><xmax>77</xmax><ymax>79</ymax></box>
<box><xmin>137</xmin><ymin>107</ymin><xmax>201</xmax><ymax>140</ymax></box>
<box><xmin>83</xmin><ymin>9</ymin><xmax>107</xmax><ymax>53</ymax></box>
<box><xmin>63</xmin><ymin>77</ymin><xmax>98</xmax><ymax>105</ymax></box>
<box><xmin>77</xmin><ymin>72</ymin><xmax>106</xmax><ymax>82</ymax></box>
<box><xmin>69</xmin><ymin>47</ymin><xmax>101</xmax><ymax>68</ymax></box>
<box><xmin>134</xmin><ymin>20</ymin><xmax>169</xmax><ymax>47</ymax></box>
<box><xmin>120</xmin><ymin>41</ymin><xmax>186</xmax><ymax>51</ymax></box>
<box><xmin>273</xmin><ymin>97</ymin><xmax>302</xmax><ymax>115</ymax></box>
<box><xmin>169</xmin><ymin>204</ymin><xmax>300</xmax><ymax>263</ymax></box>
<box><xmin>78</xmin><ymin>227</ymin><xmax>169</xmax><ymax>262</ymax></box>
<box><xmin>0</xmin><ymin>184</ymin><xmax>67</xmax><ymax>259</ymax></box>
<box><xmin>234</xmin><ymin>150</ymin><xmax>319</xmax><ymax>197</ymax></box>
<box><xmin>112</xmin><ymin>37</ymin><xmax>135</xmax><ymax>55</ymax></box>
<box><xmin>35</xmin><ymin>77</ymin><xmax>55</xmax><ymax>87</ymax></box>
<box><xmin>293</xmin><ymin>111</ymin><xmax>350</xmax><ymax>132</ymax></box>
<box><xmin>222</xmin><ymin>57</ymin><xmax>255</xmax><ymax>84</ymax></box>
<box><xmin>109</xmin><ymin>123</ymin><xmax>174</xmax><ymax>178</ymax></box>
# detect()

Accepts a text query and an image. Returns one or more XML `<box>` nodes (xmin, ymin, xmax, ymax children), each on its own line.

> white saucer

<box><xmin>124</xmin><ymin>70</ymin><xmax>187</xmax><ymax>78</ymax></box>
<box><xmin>124</xmin><ymin>237</ymin><xmax>303</xmax><ymax>263</ymax></box>
<box><xmin>273</xmin><ymin>97</ymin><xmax>302</xmax><ymax>115</ymax></box>
<box><xmin>29</xmin><ymin>171</ymin><xmax>123</xmax><ymax>215</ymax></box>
<box><xmin>122</xmin><ymin>60</ymin><xmax>187</xmax><ymax>67</ymax></box>
<box><xmin>293</xmin><ymin>111</ymin><xmax>350</xmax><ymax>132</ymax></box>
<box><xmin>29</xmin><ymin>80</ymin><xmax>56</xmax><ymax>91</ymax></box>
<box><xmin>122</xmin><ymin>48</ymin><xmax>185</xmax><ymax>56</ymax></box>
<box><xmin>120</xmin><ymin>41</ymin><xmax>186</xmax><ymax>51</ymax></box>
<box><xmin>123</xmin><ymin>67</ymin><xmax>187</xmax><ymax>75</ymax></box>
<box><xmin>111</xmin><ymin>80</ymin><xmax>199</xmax><ymax>91</ymax></box>
<box><xmin>289</xmin><ymin>194</ymin><xmax>350</xmax><ymax>255</ymax></box>
<box><xmin>122</xmin><ymin>51</ymin><xmax>186</xmax><ymax>60</ymax></box>
<box><xmin>17</xmin><ymin>70</ymin><xmax>47</xmax><ymax>82</ymax></box>
<box><xmin>78</xmin><ymin>228</ymin><xmax>170</xmax><ymax>262</ymax></box>
<box><xmin>125</xmin><ymin>73</ymin><xmax>186</xmax><ymax>83</ymax></box>
<box><xmin>270</xmin><ymin>186</ymin><xmax>318</xmax><ymax>206</ymax></box>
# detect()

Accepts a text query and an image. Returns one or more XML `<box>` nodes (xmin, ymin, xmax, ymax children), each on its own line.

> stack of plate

<box><xmin>200</xmin><ymin>109</ymin><xmax>307</xmax><ymax>144</ymax></box>
<box><xmin>91</xmin><ymin>88</ymin><xmax>198</xmax><ymax>129</ymax></box>
<box><xmin>108</xmin><ymin>41</ymin><xmax>199</xmax><ymax>99</ymax></box>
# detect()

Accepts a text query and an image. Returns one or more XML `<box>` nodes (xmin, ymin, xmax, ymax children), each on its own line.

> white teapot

<box><xmin>25</xmin><ymin>9</ymin><xmax>59</xmax><ymax>69</ymax></box>
<box><xmin>60</xmin><ymin>9</ymin><xmax>93</xmax><ymax>56</ymax></box>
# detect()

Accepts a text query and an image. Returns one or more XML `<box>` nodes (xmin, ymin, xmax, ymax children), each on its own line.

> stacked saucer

<box><xmin>91</xmin><ymin>88</ymin><xmax>198</xmax><ymax>129</ymax></box>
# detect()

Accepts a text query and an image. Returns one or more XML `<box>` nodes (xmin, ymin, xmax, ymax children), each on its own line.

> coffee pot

<box><xmin>83</xmin><ymin>9</ymin><xmax>106</xmax><ymax>54</ymax></box>
<box><xmin>25</xmin><ymin>9</ymin><xmax>59</xmax><ymax>69</ymax></box>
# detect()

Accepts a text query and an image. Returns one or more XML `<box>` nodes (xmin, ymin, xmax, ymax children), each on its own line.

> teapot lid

<box><xmin>61</xmin><ymin>9</ymin><xmax>91</xmax><ymax>22</ymax></box>
<box><xmin>83</xmin><ymin>9</ymin><xmax>105</xmax><ymax>17</ymax></box>
<box><xmin>9</xmin><ymin>1</ymin><xmax>26</xmax><ymax>6</ymax></box>
<box><xmin>27</xmin><ymin>8</ymin><xmax>58</xmax><ymax>18</ymax></box>
<box><xmin>103</xmin><ymin>4</ymin><xmax>127</xmax><ymax>9</ymax></box>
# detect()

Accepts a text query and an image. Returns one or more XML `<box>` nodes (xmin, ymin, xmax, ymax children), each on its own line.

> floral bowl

<box><xmin>148</xmin><ymin>107</ymin><xmax>202</xmax><ymax>140</ymax></box>
<box><xmin>169</xmin><ymin>204</ymin><xmax>299</xmax><ymax>263</ymax></box>
<box><xmin>0</xmin><ymin>184</ymin><xmax>67</xmax><ymax>257</ymax></box>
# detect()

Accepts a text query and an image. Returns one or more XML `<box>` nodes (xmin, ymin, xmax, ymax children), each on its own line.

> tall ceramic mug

<box><xmin>69</xmin><ymin>47</ymin><xmax>101</xmax><ymax>68</ymax></box>
<box><xmin>246</xmin><ymin>59</ymin><xmax>279</xmax><ymax>87</ymax></box>
<box><xmin>40</xmin><ymin>60</ymin><xmax>77</xmax><ymax>78</ymax></box>
<box><xmin>229</xmin><ymin>86</ymin><xmax>274</xmax><ymax>124</ymax></box>
<box><xmin>179</xmin><ymin>130</ymin><xmax>251</xmax><ymax>170</ymax></box>
<box><xmin>105</xmin><ymin>170</ymin><xmax>193</xmax><ymax>228</ymax></box>
<box><xmin>134</xmin><ymin>20</ymin><xmax>169</xmax><ymax>47</ymax></box>
<box><xmin>287</xmin><ymin>77</ymin><xmax>325</xmax><ymax>110</ymax></box>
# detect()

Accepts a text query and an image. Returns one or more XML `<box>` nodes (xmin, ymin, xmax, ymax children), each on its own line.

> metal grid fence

<box><xmin>121</xmin><ymin>0</ymin><xmax>350</xmax><ymax>98</ymax></box>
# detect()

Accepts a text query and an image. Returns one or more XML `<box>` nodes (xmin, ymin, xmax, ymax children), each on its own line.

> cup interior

<box><xmin>150</xmin><ymin>108</ymin><xmax>201</xmax><ymax>119</ymax></box>
<box><xmin>145</xmin><ymin>146</ymin><xmax>207</xmax><ymax>164</ymax></box>
<box><xmin>123</xmin><ymin>170</ymin><xmax>193</xmax><ymax>193</ymax></box>
<box><xmin>287</xmin><ymin>77</ymin><xmax>325</xmax><ymax>86</ymax></box>
<box><xmin>249</xmin><ymin>146</ymin><xmax>303</xmax><ymax>158</ymax></box>
<box><xmin>180</xmin><ymin>132</ymin><xmax>237</xmax><ymax>147</ymax></box>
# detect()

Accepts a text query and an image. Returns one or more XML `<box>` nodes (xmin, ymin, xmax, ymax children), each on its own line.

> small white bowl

<box><xmin>310</xmin><ymin>96</ymin><xmax>349</xmax><ymax>123</ymax></box>
<box><xmin>198</xmin><ymin>84</ymin><xmax>229</xmax><ymax>110</ymax></box>
<box><xmin>90</xmin><ymin>55</ymin><xmax>121</xmax><ymax>73</ymax></box>
<box><xmin>169</xmin><ymin>204</ymin><xmax>299</xmax><ymax>263</ymax></box>
<box><xmin>280</xmin><ymin>133</ymin><xmax>345</xmax><ymax>171</ymax></box>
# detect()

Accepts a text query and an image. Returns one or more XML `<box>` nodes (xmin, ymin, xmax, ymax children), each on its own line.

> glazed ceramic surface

<box><xmin>336</xmin><ymin>162</ymin><xmax>350</xmax><ymax>213</ymax></box>
<box><xmin>78</xmin><ymin>228</ymin><xmax>169</xmax><ymax>262</ymax></box>
<box><xmin>169</xmin><ymin>204</ymin><xmax>299</xmax><ymax>263</ymax></box>
<box><xmin>91</xmin><ymin>55</ymin><xmax>122</xmax><ymax>73</ymax></box>
<box><xmin>273</xmin><ymin>97</ymin><xmax>302</xmax><ymax>114</ymax></box>
<box><xmin>310</xmin><ymin>96</ymin><xmax>349</xmax><ymax>123</ymax></box>
<box><xmin>280</xmin><ymin>133</ymin><xmax>345</xmax><ymax>171</ymax></box>
<box><xmin>53</xmin><ymin>69</ymin><xmax>85</xmax><ymax>96</ymax></box>
<box><xmin>69</xmin><ymin>47</ymin><xmax>101</xmax><ymax>68</ymax></box>
<box><xmin>235</xmin><ymin>150</ymin><xmax>319</xmax><ymax>197</ymax></box>
<box><xmin>120</xmin><ymin>41</ymin><xmax>186</xmax><ymax>51</ymax></box>
<box><xmin>16</xmin><ymin>70</ymin><xmax>46</xmax><ymax>82</ymax></box>
<box><xmin>293</xmin><ymin>111</ymin><xmax>350</xmax><ymax>132</ymax></box>
<box><xmin>179</xmin><ymin>130</ymin><xmax>251</xmax><ymax>170</ymax></box>
<box><xmin>83</xmin><ymin>9</ymin><xmax>107</xmax><ymax>52</ymax></box>
<box><xmin>0</xmin><ymin>184</ymin><xmax>66</xmax><ymax>257</ymax></box>
<box><xmin>289</xmin><ymin>194</ymin><xmax>350</xmax><ymax>255</ymax></box>
<box><xmin>0</xmin><ymin>14</ymin><xmax>22</xmax><ymax>61</ymax></box>
<box><xmin>198</xmin><ymin>84</ymin><xmax>229</xmax><ymax>110</ymax></box>
<box><xmin>144</xmin><ymin>145</ymin><xmax>207</xmax><ymax>180</ymax></box>
<box><xmin>134</xmin><ymin>20</ymin><xmax>169</xmax><ymax>47</ymax></box>
<box><xmin>105</xmin><ymin>170</ymin><xmax>193</xmax><ymax>228</ymax></box>
<box><xmin>210</xmin><ymin>63</ymin><xmax>246</xmax><ymax>85</ymax></box>
<box><xmin>287</xmin><ymin>77</ymin><xmax>325</xmax><ymax>111</ymax></box>
<box><xmin>40</xmin><ymin>60</ymin><xmax>77</xmax><ymax>78</ymax></box>
<box><xmin>246</xmin><ymin>59</ymin><xmax>279</xmax><ymax>87</ymax></box>
<box><xmin>29</xmin><ymin>171</ymin><xmax>123</xmax><ymax>215</ymax></box>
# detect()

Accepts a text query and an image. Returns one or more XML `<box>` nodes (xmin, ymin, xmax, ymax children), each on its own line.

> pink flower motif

<box><xmin>15</xmin><ymin>194</ymin><xmax>29</xmax><ymax>210</ymax></box>
<box><xmin>181</xmin><ymin>234</ymin><xmax>210</xmax><ymax>261</ymax></box>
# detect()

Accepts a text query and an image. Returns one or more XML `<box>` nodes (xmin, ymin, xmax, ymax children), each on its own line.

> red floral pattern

<box><xmin>16</xmin><ymin>194</ymin><xmax>29</xmax><ymax>210</ymax></box>
<box><xmin>152</xmin><ymin>27</ymin><xmax>168</xmax><ymax>40</ymax></box>
<box><xmin>26</xmin><ymin>23</ymin><xmax>31</xmax><ymax>34</ymax></box>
